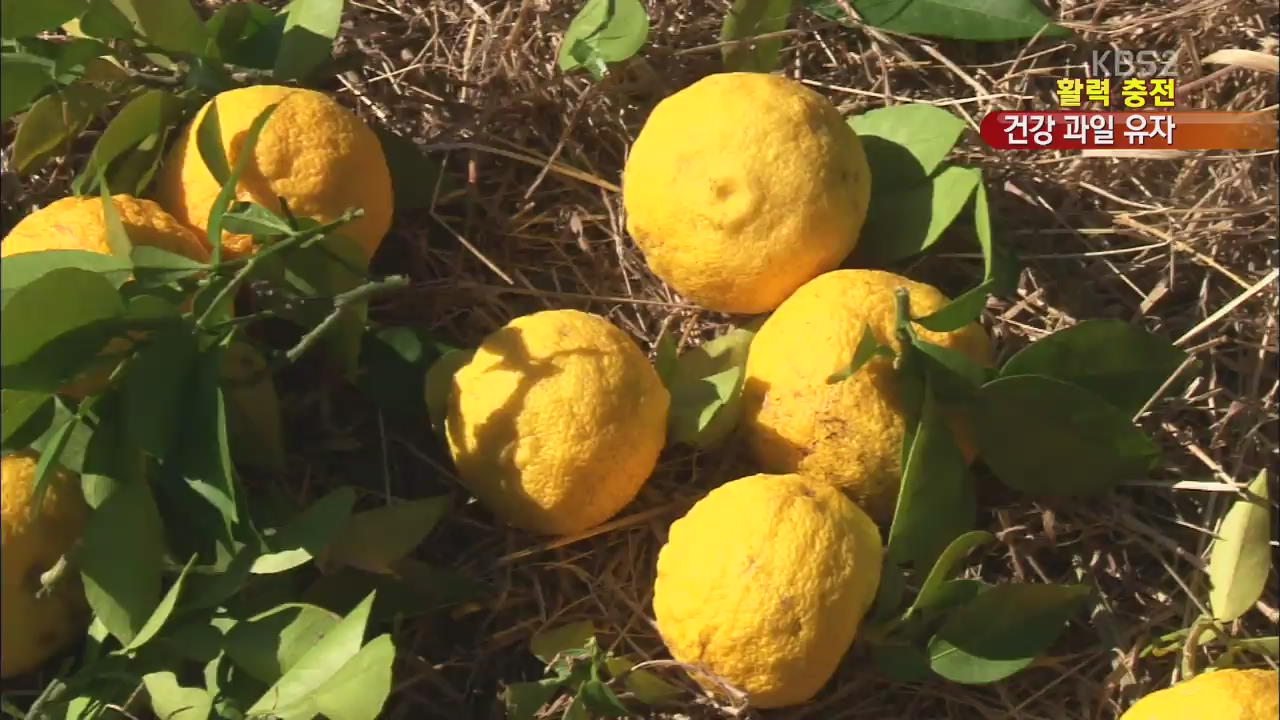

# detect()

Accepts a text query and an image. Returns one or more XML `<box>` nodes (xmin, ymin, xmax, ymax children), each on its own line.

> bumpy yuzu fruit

<box><xmin>1</xmin><ymin>452</ymin><xmax>90</xmax><ymax>678</ymax></box>
<box><xmin>444</xmin><ymin>309</ymin><xmax>670</xmax><ymax>535</ymax></box>
<box><xmin>741</xmin><ymin>269</ymin><xmax>991</xmax><ymax>523</ymax></box>
<box><xmin>0</xmin><ymin>195</ymin><xmax>209</xmax><ymax>397</ymax></box>
<box><xmin>1119</xmin><ymin>669</ymin><xmax>1278</xmax><ymax>720</ymax></box>
<box><xmin>653</xmin><ymin>473</ymin><xmax>882</xmax><ymax>708</ymax></box>
<box><xmin>155</xmin><ymin>85</ymin><xmax>393</xmax><ymax>260</ymax></box>
<box><xmin>622</xmin><ymin>72</ymin><xmax>871</xmax><ymax>314</ymax></box>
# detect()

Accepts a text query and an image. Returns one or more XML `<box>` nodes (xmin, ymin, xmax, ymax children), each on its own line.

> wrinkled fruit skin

<box><xmin>1</xmin><ymin>452</ymin><xmax>90</xmax><ymax>678</ymax></box>
<box><xmin>1120</xmin><ymin>669</ymin><xmax>1279</xmax><ymax>720</ymax></box>
<box><xmin>1</xmin><ymin>195</ymin><xmax>209</xmax><ymax>397</ymax></box>
<box><xmin>653</xmin><ymin>473</ymin><xmax>882</xmax><ymax>709</ymax></box>
<box><xmin>444</xmin><ymin>309</ymin><xmax>670</xmax><ymax>535</ymax></box>
<box><xmin>742</xmin><ymin>269</ymin><xmax>992</xmax><ymax>524</ymax></box>
<box><xmin>622</xmin><ymin>72</ymin><xmax>871</xmax><ymax>314</ymax></box>
<box><xmin>155</xmin><ymin>85</ymin><xmax>393</xmax><ymax>260</ymax></box>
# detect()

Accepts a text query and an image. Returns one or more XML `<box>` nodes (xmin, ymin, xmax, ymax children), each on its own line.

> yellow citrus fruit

<box><xmin>0</xmin><ymin>195</ymin><xmax>209</xmax><ymax>397</ymax></box>
<box><xmin>621</xmin><ymin>72</ymin><xmax>871</xmax><ymax>314</ymax></box>
<box><xmin>741</xmin><ymin>269</ymin><xmax>991</xmax><ymax>523</ymax></box>
<box><xmin>1</xmin><ymin>451</ymin><xmax>90</xmax><ymax>678</ymax></box>
<box><xmin>653</xmin><ymin>473</ymin><xmax>882</xmax><ymax>709</ymax></box>
<box><xmin>155</xmin><ymin>85</ymin><xmax>393</xmax><ymax>260</ymax></box>
<box><xmin>444</xmin><ymin>309</ymin><xmax>670</xmax><ymax>535</ymax></box>
<box><xmin>1120</xmin><ymin>669</ymin><xmax>1278</xmax><ymax>720</ymax></box>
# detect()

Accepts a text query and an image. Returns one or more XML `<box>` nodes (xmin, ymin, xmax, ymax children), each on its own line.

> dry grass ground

<box><xmin>3</xmin><ymin>0</ymin><xmax>1277</xmax><ymax>718</ymax></box>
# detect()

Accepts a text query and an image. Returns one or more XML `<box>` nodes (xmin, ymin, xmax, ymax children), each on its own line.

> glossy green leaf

<box><xmin>927</xmin><ymin>583</ymin><xmax>1089</xmax><ymax>683</ymax></box>
<box><xmin>1</xmin><ymin>250</ymin><xmax>132</xmax><ymax>309</ymax></box>
<box><xmin>604</xmin><ymin>656</ymin><xmax>684</xmax><ymax>705</ymax></box>
<box><xmin>0</xmin><ymin>268</ymin><xmax>126</xmax><ymax>392</ymax></box>
<box><xmin>357</xmin><ymin>326</ymin><xmax>449</xmax><ymax>420</ymax></box>
<box><xmin>206</xmin><ymin>102</ymin><xmax>279</xmax><ymax>265</ymax></box>
<box><xmin>80</xmin><ymin>475</ymin><xmax>165</xmax><ymax>645</ymax></box>
<box><xmin>911</xmin><ymin>335</ymin><xmax>988</xmax><ymax>403</ymax></box>
<box><xmin>827</xmin><ymin>323</ymin><xmax>894</xmax><ymax>383</ymax></box>
<box><xmin>125</xmin><ymin>554</ymin><xmax>197</xmax><ymax>652</ymax></box>
<box><xmin>653</xmin><ymin>332</ymin><xmax>678</xmax><ymax>388</ymax></box>
<box><xmin>224</xmin><ymin>603</ymin><xmax>341</xmax><ymax>683</ymax></box>
<box><xmin>1</xmin><ymin>0</ymin><xmax>88</xmax><ymax>39</ymax></box>
<box><xmin>73</xmin><ymin>89</ymin><xmax>189</xmax><ymax>195</ymax></box>
<box><xmin>532</xmin><ymin>621</ymin><xmax>596</xmax><ymax>664</ymax></box>
<box><xmin>558</xmin><ymin>0</ymin><xmax>649</xmax><ymax>78</ymax></box>
<box><xmin>12</xmin><ymin>86</ymin><xmax>107</xmax><ymax>173</ymax></box>
<box><xmin>809</xmin><ymin>0</ymin><xmax>1069</xmax><ymax>41</ymax></box>
<box><xmin>320</xmin><ymin>496</ymin><xmax>450</xmax><ymax>574</ymax></box>
<box><xmin>121</xmin><ymin>326</ymin><xmax>198</xmax><ymax>458</ymax></box>
<box><xmin>375</xmin><ymin>126</ymin><xmax>449</xmax><ymax>211</ymax></box>
<box><xmin>914</xmin><ymin>278</ymin><xmax>992</xmax><ymax>333</ymax></box>
<box><xmin>195</xmin><ymin>101</ymin><xmax>231</xmax><ymax>185</ymax></box>
<box><xmin>886</xmin><ymin>377</ymin><xmax>975</xmax><ymax>570</ymax></box>
<box><xmin>848</xmin><ymin>104</ymin><xmax>966</xmax><ymax>189</ymax></box>
<box><xmin>79</xmin><ymin>0</ymin><xmax>138</xmax><ymax>39</ymax></box>
<box><xmin>974</xmin><ymin>375</ymin><xmax>1161</xmax><ymax>497</ymax></box>
<box><xmin>907</xmin><ymin>530</ymin><xmax>994</xmax><ymax>618</ymax></box>
<box><xmin>504</xmin><ymin>679</ymin><xmax>563</xmax><ymax>720</ymax></box>
<box><xmin>221</xmin><ymin>340</ymin><xmax>287</xmax><ymax>473</ymax></box>
<box><xmin>141</xmin><ymin>671</ymin><xmax>213</xmax><ymax>720</ymax></box>
<box><xmin>1</xmin><ymin>52</ymin><xmax>54</xmax><ymax>122</ymax></box>
<box><xmin>1208</xmin><ymin>470</ymin><xmax>1272</xmax><ymax>623</ymax></box>
<box><xmin>720</xmin><ymin>0</ymin><xmax>794</xmax><ymax>72</ymax></box>
<box><xmin>307</xmin><ymin>634</ymin><xmax>396</xmax><ymax>720</ymax></box>
<box><xmin>999</xmin><ymin>319</ymin><xmax>1188</xmax><ymax>417</ymax></box>
<box><xmin>856</xmin><ymin>165</ymin><xmax>981</xmax><ymax>265</ymax></box>
<box><xmin>1</xmin><ymin>390</ymin><xmax>54</xmax><ymax>450</ymax></box>
<box><xmin>110</xmin><ymin>0</ymin><xmax>209</xmax><ymax>54</ymax></box>
<box><xmin>578</xmin><ymin>678</ymin><xmax>630</xmax><ymax>717</ymax></box>
<box><xmin>130</xmin><ymin>245</ymin><xmax>208</xmax><ymax>287</ymax></box>
<box><xmin>870</xmin><ymin>642</ymin><xmax>932</xmax><ymax>682</ymax></box>
<box><xmin>251</xmin><ymin>487</ymin><xmax>356</xmax><ymax>574</ymax></box>
<box><xmin>221</xmin><ymin>202</ymin><xmax>294</xmax><ymax>236</ymax></box>
<box><xmin>667</xmin><ymin>326</ymin><xmax>757</xmax><ymax>448</ymax></box>
<box><xmin>423</xmin><ymin>347</ymin><xmax>473</xmax><ymax>436</ymax></box>
<box><xmin>172</xmin><ymin>346</ymin><xmax>239</xmax><ymax>533</ymax></box>
<box><xmin>274</xmin><ymin>0</ymin><xmax>342</xmax><ymax>81</ymax></box>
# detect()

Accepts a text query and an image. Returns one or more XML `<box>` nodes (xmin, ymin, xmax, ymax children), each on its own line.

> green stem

<box><xmin>281</xmin><ymin>275</ymin><xmax>410</xmax><ymax>365</ymax></box>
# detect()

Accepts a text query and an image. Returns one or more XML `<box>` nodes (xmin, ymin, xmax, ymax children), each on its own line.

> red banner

<box><xmin>979</xmin><ymin>111</ymin><xmax>1277</xmax><ymax>151</ymax></box>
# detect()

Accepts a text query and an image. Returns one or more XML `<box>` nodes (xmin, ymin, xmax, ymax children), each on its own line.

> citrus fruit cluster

<box><xmin>0</xmin><ymin>85</ymin><xmax>393</xmax><ymax>678</ymax></box>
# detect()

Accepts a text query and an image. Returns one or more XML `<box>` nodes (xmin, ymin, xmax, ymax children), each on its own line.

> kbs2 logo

<box><xmin>1089</xmin><ymin>49</ymin><xmax>1177</xmax><ymax>78</ymax></box>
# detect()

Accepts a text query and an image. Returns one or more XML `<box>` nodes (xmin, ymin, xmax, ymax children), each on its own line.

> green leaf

<box><xmin>359</xmin><ymin>326</ymin><xmax>449</xmax><ymax>421</ymax></box>
<box><xmin>809</xmin><ymin>0</ymin><xmax>1069</xmax><ymax>41</ymax></box>
<box><xmin>603</xmin><ymin>657</ymin><xmax>683</xmax><ymax>705</ymax></box>
<box><xmin>252</xmin><ymin>487</ymin><xmax>356</xmax><ymax>574</ymax></box>
<box><xmin>911</xmin><ymin>336</ymin><xmax>987</xmax><ymax>403</ymax></box>
<box><xmin>532</xmin><ymin>621</ymin><xmax>596</xmax><ymax>664</ymax></box>
<box><xmin>1</xmin><ymin>390</ymin><xmax>54</xmax><ymax>450</ymax></box>
<box><xmin>374</xmin><ymin>127</ymin><xmax>449</xmax><ymax>211</ymax></box>
<box><xmin>423</xmin><ymin>348</ymin><xmax>474</xmax><ymax>436</ymax></box>
<box><xmin>927</xmin><ymin>583</ymin><xmax>1089</xmax><ymax>683</ymax></box>
<box><xmin>130</xmin><ymin>245</ymin><xmax>208</xmax><ymax>287</ymax></box>
<box><xmin>886</xmin><ymin>378</ymin><xmax>975</xmax><ymax>570</ymax></box>
<box><xmin>141</xmin><ymin>671</ymin><xmax>213</xmax><ymax>720</ymax></box>
<box><xmin>653</xmin><ymin>332</ymin><xmax>678</xmax><ymax>388</ymax></box>
<box><xmin>109</xmin><ymin>0</ymin><xmax>209</xmax><ymax>54</ymax></box>
<box><xmin>914</xmin><ymin>279</ymin><xmax>991</xmax><ymax>333</ymax></box>
<box><xmin>206</xmin><ymin>101</ymin><xmax>280</xmax><ymax>264</ymax></box>
<box><xmin>224</xmin><ymin>603</ymin><xmax>341</xmax><ymax>683</ymax></box>
<box><xmin>999</xmin><ymin>319</ymin><xmax>1188</xmax><ymax>417</ymax></box>
<box><xmin>278</xmin><ymin>232</ymin><xmax>370</xmax><ymax>376</ymax></box>
<box><xmin>220</xmin><ymin>202</ymin><xmax>294</xmax><ymax>236</ymax></box>
<box><xmin>274</xmin><ymin>0</ymin><xmax>342</xmax><ymax>81</ymax></box>
<box><xmin>1208</xmin><ymin>470</ymin><xmax>1272</xmax><ymax>623</ymax></box>
<box><xmin>220</xmin><ymin>339</ymin><xmax>287</xmax><ymax>473</ymax></box>
<box><xmin>80</xmin><ymin>475</ymin><xmax>165</xmax><ymax>645</ymax></box>
<box><xmin>74</xmin><ymin>89</ymin><xmax>188</xmax><ymax>195</ymax></box>
<box><xmin>30</xmin><ymin>415</ymin><xmax>79</xmax><ymax>509</ymax></box>
<box><xmin>915</xmin><ymin>578</ymin><xmax>987</xmax><ymax>619</ymax></box>
<box><xmin>870</xmin><ymin>642</ymin><xmax>932</xmax><ymax>682</ymax></box>
<box><xmin>125</xmin><ymin>554</ymin><xmax>197</xmax><ymax>652</ymax></box>
<box><xmin>504</xmin><ymin>679</ymin><xmax>563</xmax><ymax>720</ymax></box>
<box><xmin>204</xmin><ymin>1</ymin><xmax>285</xmax><ymax>70</ymax></box>
<box><xmin>907</xmin><ymin>530</ymin><xmax>993</xmax><ymax>618</ymax></box>
<box><xmin>558</xmin><ymin>0</ymin><xmax>649</xmax><ymax>77</ymax></box>
<box><xmin>308</xmin><ymin>634</ymin><xmax>396</xmax><ymax>720</ymax></box>
<box><xmin>856</xmin><ymin>165</ymin><xmax>981</xmax><ymax>265</ymax></box>
<box><xmin>720</xmin><ymin>0</ymin><xmax>794</xmax><ymax>72</ymax></box>
<box><xmin>195</xmin><ymin>100</ymin><xmax>231</xmax><ymax>185</ymax></box>
<box><xmin>172</xmin><ymin>346</ymin><xmax>239</xmax><ymax>532</ymax></box>
<box><xmin>1</xmin><ymin>0</ymin><xmax>88</xmax><ymax>38</ymax></box>
<box><xmin>826</xmin><ymin>323</ymin><xmax>894</xmax><ymax>383</ymax></box>
<box><xmin>97</xmin><ymin>177</ymin><xmax>134</xmax><ymax>260</ymax></box>
<box><xmin>80</xmin><ymin>0</ymin><xmax>138</xmax><ymax>39</ymax></box>
<box><xmin>121</xmin><ymin>326</ymin><xmax>197</xmax><ymax>457</ymax></box>
<box><xmin>666</xmin><ymin>326</ymin><xmax>757</xmax><ymax>448</ymax></box>
<box><xmin>12</xmin><ymin>86</ymin><xmax>106</xmax><ymax>174</ymax></box>
<box><xmin>320</xmin><ymin>496</ymin><xmax>450</xmax><ymax>574</ymax></box>
<box><xmin>578</xmin><ymin>679</ymin><xmax>630</xmax><ymax>717</ymax></box>
<box><xmin>1</xmin><ymin>250</ymin><xmax>133</xmax><ymax>309</ymax></box>
<box><xmin>974</xmin><ymin>375</ymin><xmax>1161</xmax><ymax>497</ymax></box>
<box><xmin>848</xmin><ymin>104</ymin><xmax>966</xmax><ymax>189</ymax></box>
<box><xmin>303</xmin><ymin>559</ymin><xmax>488</xmax><ymax>622</ymax></box>
<box><xmin>0</xmin><ymin>53</ymin><xmax>54</xmax><ymax>122</ymax></box>
<box><xmin>244</xmin><ymin>592</ymin><xmax>378</xmax><ymax>719</ymax></box>
<box><xmin>0</xmin><ymin>267</ymin><xmax>126</xmax><ymax>392</ymax></box>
